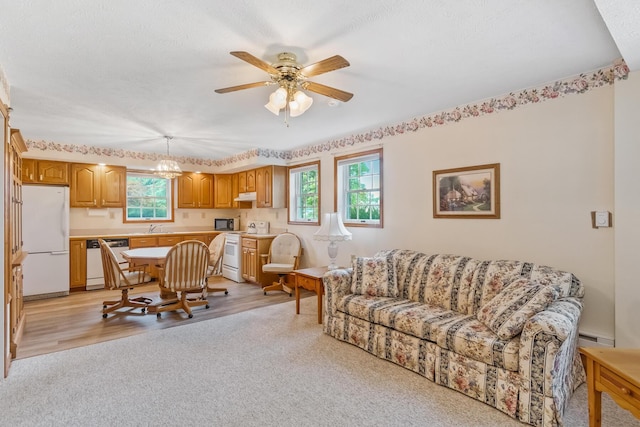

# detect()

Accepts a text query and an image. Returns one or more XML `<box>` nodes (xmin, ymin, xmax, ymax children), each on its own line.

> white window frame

<box><xmin>124</xmin><ymin>171</ymin><xmax>174</xmax><ymax>223</ymax></box>
<box><xmin>288</xmin><ymin>160</ymin><xmax>320</xmax><ymax>225</ymax></box>
<box><xmin>335</xmin><ymin>148</ymin><xmax>383</xmax><ymax>228</ymax></box>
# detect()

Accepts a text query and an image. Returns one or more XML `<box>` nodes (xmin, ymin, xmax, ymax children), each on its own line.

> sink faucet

<box><xmin>148</xmin><ymin>224</ymin><xmax>159</xmax><ymax>233</ymax></box>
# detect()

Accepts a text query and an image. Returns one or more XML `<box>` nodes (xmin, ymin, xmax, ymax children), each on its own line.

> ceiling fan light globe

<box><xmin>264</xmin><ymin>101</ymin><xmax>281</xmax><ymax>115</ymax></box>
<box><xmin>294</xmin><ymin>90</ymin><xmax>313</xmax><ymax>113</ymax></box>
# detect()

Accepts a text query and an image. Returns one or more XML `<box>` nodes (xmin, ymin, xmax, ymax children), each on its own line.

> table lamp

<box><xmin>313</xmin><ymin>212</ymin><xmax>352</xmax><ymax>270</ymax></box>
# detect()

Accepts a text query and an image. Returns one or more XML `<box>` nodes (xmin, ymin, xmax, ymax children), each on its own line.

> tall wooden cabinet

<box><xmin>177</xmin><ymin>172</ymin><xmax>214</xmax><ymax>208</ymax></box>
<box><xmin>70</xmin><ymin>163</ymin><xmax>125</xmax><ymax>208</ymax></box>
<box><xmin>4</xmin><ymin>124</ymin><xmax>27</xmax><ymax>372</ymax></box>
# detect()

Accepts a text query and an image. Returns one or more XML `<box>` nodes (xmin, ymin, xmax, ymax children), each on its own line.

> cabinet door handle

<box><xmin>39</xmin><ymin>174</ymin><xmax>43</xmax><ymax>181</ymax></box>
<box><xmin>93</xmin><ymin>199</ymin><xmax>97</xmax><ymax>206</ymax></box>
<box><xmin>102</xmin><ymin>199</ymin><xmax>105</xmax><ymax>205</ymax></box>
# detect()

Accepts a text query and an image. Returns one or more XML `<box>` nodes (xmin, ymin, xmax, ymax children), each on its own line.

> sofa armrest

<box><xmin>323</xmin><ymin>268</ymin><xmax>353</xmax><ymax>316</ymax></box>
<box><xmin>518</xmin><ymin>297</ymin><xmax>584</xmax><ymax>426</ymax></box>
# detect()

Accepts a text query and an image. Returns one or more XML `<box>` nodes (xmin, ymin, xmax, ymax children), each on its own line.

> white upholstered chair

<box><xmin>99</xmin><ymin>238</ymin><xmax>152</xmax><ymax>318</ymax></box>
<box><xmin>153</xmin><ymin>240</ymin><xmax>210</xmax><ymax>318</ymax></box>
<box><xmin>261</xmin><ymin>232</ymin><xmax>301</xmax><ymax>296</ymax></box>
<box><xmin>206</xmin><ymin>233</ymin><xmax>229</xmax><ymax>295</ymax></box>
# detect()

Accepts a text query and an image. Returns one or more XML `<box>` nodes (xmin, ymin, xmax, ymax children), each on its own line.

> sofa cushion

<box><xmin>431</xmin><ymin>316</ymin><xmax>520</xmax><ymax>372</ymax></box>
<box><xmin>336</xmin><ymin>294</ymin><xmax>520</xmax><ymax>371</ymax></box>
<box><xmin>476</xmin><ymin>278</ymin><xmax>558</xmax><ymax>340</ymax></box>
<box><xmin>351</xmin><ymin>256</ymin><xmax>398</xmax><ymax>298</ymax></box>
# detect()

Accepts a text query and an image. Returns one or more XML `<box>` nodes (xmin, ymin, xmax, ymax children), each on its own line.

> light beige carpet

<box><xmin>0</xmin><ymin>297</ymin><xmax>638</xmax><ymax>426</ymax></box>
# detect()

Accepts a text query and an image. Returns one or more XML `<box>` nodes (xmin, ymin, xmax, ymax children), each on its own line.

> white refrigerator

<box><xmin>22</xmin><ymin>185</ymin><xmax>70</xmax><ymax>298</ymax></box>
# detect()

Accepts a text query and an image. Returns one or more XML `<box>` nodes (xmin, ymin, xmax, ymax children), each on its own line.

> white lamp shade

<box><xmin>314</xmin><ymin>212</ymin><xmax>352</xmax><ymax>242</ymax></box>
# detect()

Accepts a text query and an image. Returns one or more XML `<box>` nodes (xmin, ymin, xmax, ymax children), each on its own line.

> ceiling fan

<box><xmin>215</xmin><ymin>51</ymin><xmax>353</xmax><ymax>117</ymax></box>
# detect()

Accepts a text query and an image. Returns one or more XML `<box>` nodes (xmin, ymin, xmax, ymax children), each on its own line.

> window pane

<box><xmin>336</xmin><ymin>149</ymin><xmax>382</xmax><ymax>227</ymax></box>
<box><xmin>126</xmin><ymin>173</ymin><xmax>172</xmax><ymax>221</ymax></box>
<box><xmin>288</xmin><ymin>162</ymin><xmax>319</xmax><ymax>223</ymax></box>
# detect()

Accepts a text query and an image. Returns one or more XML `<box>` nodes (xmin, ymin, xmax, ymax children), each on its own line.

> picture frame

<box><xmin>433</xmin><ymin>163</ymin><xmax>500</xmax><ymax>219</ymax></box>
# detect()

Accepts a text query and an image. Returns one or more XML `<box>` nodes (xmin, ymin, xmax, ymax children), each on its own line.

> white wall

<box><xmin>289</xmin><ymin>86</ymin><xmax>616</xmax><ymax>340</ymax></box>
<box><xmin>614</xmin><ymin>70</ymin><xmax>640</xmax><ymax>348</ymax></box>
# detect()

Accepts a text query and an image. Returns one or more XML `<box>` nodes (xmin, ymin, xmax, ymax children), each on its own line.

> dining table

<box><xmin>121</xmin><ymin>246</ymin><xmax>174</xmax><ymax>300</ymax></box>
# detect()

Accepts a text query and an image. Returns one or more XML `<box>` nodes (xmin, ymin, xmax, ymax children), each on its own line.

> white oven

<box><xmin>222</xmin><ymin>233</ymin><xmax>244</xmax><ymax>282</ymax></box>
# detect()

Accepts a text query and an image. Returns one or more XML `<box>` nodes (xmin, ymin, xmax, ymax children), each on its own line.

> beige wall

<box><xmin>26</xmin><ymin>73</ymin><xmax>632</xmax><ymax>345</ymax></box>
<box><xmin>289</xmin><ymin>86</ymin><xmax>616</xmax><ymax>341</ymax></box>
<box><xmin>614</xmin><ymin>70</ymin><xmax>640</xmax><ymax>348</ymax></box>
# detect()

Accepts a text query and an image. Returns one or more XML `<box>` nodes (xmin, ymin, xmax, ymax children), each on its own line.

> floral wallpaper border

<box><xmin>26</xmin><ymin>60</ymin><xmax>629</xmax><ymax>167</ymax></box>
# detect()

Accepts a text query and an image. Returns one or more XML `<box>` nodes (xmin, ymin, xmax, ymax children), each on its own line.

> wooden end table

<box><xmin>294</xmin><ymin>267</ymin><xmax>329</xmax><ymax>324</ymax></box>
<box><xmin>579</xmin><ymin>347</ymin><xmax>640</xmax><ymax>426</ymax></box>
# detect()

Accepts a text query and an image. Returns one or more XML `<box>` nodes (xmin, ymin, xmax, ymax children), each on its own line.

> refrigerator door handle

<box><xmin>62</xmin><ymin>189</ymin><xmax>70</xmax><ymax>251</ymax></box>
<box><xmin>50</xmin><ymin>251</ymin><xmax>70</xmax><ymax>256</ymax></box>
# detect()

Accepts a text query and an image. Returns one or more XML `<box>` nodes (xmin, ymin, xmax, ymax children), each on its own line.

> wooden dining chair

<box><xmin>154</xmin><ymin>240</ymin><xmax>211</xmax><ymax>318</ymax></box>
<box><xmin>99</xmin><ymin>238</ymin><xmax>152</xmax><ymax>318</ymax></box>
<box><xmin>206</xmin><ymin>233</ymin><xmax>229</xmax><ymax>295</ymax></box>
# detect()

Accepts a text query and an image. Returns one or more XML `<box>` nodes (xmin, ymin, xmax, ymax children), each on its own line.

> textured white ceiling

<box><xmin>0</xmin><ymin>0</ymin><xmax>637</xmax><ymax>163</ymax></box>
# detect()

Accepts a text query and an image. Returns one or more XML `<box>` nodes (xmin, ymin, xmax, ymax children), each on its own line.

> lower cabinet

<box><xmin>69</xmin><ymin>239</ymin><xmax>87</xmax><ymax>291</ymax></box>
<box><xmin>241</xmin><ymin>236</ymin><xmax>277</xmax><ymax>286</ymax></box>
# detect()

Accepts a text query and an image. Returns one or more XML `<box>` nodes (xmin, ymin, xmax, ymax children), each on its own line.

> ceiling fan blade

<box><xmin>303</xmin><ymin>81</ymin><xmax>353</xmax><ymax>102</ymax></box>
<box><xmin>230</xmin><ymin>51</ymin><xmax>279</xmax><ymax>75</ymax></box>
<box><xmin>299</xmin><ymin>55</ymin><xmax>350</xmax><ymax>78</ymax></box>
<box><xmin>214</xmin><ymin>81</ymin><xmax>273</xmax><ymax>94</ymax></box>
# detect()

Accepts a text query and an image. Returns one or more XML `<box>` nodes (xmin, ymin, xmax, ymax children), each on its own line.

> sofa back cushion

<box><xmin>376</xmin><ymin>250</ymin><xmax>478</xmax><ymax>311</ymax></box>
<box><xmin>351</xmin><ymin>256</ymin><xmax>398</xmax><ymax>297</ymax></box>
<box><xmin>476</xmin><ymin>278</ymin><xmax>559</xmax><ymax>339</ymax></box>
<box><xmin>467</xmin><ymin>260</ymin><xmax>582</xmax><ymax>315</ymax></box>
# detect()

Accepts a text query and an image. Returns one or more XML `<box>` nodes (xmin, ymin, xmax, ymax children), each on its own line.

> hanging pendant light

<box><xmin>155</xmin><ymin>136</ymin><xmax>182</xmax><ymax>179</ymax></box>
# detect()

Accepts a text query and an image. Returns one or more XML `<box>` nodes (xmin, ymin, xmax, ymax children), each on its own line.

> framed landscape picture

<box><xmin>433</xmin><ymin>163</ymin><xmax>500</xmax><ymax>219</ymax></box>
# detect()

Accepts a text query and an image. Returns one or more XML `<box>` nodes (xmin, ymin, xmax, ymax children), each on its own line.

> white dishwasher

<box><xmin>86</xmin><ymin>238</ymin><xmax>130</xmax><ymax>290</ymax></box>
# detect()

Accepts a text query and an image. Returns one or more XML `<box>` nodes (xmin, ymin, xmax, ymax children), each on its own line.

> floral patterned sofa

<box><xmin>323</xmin><ymin>249</ymin><xmax>585</xmax><ymax>427</ymax></box>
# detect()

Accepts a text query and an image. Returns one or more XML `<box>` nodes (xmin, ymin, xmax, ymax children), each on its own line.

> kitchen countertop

<box><xmin>69</xmin><ymin>230</ymin><xmax>223</xmax><ymax>240</ymax></box>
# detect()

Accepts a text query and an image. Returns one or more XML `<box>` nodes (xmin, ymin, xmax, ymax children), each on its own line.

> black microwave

<box><xmin>214</xmin><ymin>218</ymin><xmax>238</xmax><ymax>231</ymax></box>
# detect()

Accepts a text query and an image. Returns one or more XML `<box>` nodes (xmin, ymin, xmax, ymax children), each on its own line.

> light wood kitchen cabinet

<box><xmin>22</xmin><ymin>159</ymin><xmax>69</xmax><ymax>185</ymax></box>
<box><xmin>238</xmin><ymin>169</ymin><xmax>256</xmax><ymax>193</ymax></box>
<box><xmin>177</xmin><ymin>172</ymin><xmax>214</xmax><ymax>208</ymax></box>
<box><xmin>69</xmin><ymin>239</ymin><xmax>87</xmax><ymax>291</ymax></box>
<box><xmin>214</xmin><ymin>174</ymin><xmax>251</xmax><ymax>209</ymax></box>
<box><xmin>70</xmin><ymin>163</ymin><xmax>126</xmax><ymax>208</ymax></box>
<box><xmin>213</xmin><ymin>174</ymin><xmax>233</xmax><ymax>209</ymax></box>
<box><xmin>6</xmin><ymin>126</ymin><xmax>27</xmax><ymax>366</ymax></box>
<box><xmin>129</xmin><ymin>236</ymin><xmax>158</xmax><ymax>248</ymax></box>
<box><xmin>255</xmin><ymin>165</ymin><xmax>286</xmax><ymax>208</ymax></box>
<box><xmin>241</xmin><ymin>236</ymin><xmax>277</xmax><ymax>286</ymax></box>
<box><xmin>157</xmin><ymin>235</ymin><xmax>182</xmax><ymax>246</ymax></box>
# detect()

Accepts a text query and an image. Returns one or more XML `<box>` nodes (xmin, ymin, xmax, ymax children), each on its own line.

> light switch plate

<box><xmin>591</xmin><ymin>211</ymin><xmax>611</xmax><ymax>228</ymax></box>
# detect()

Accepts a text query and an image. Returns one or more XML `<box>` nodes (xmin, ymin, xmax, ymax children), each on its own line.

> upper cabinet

<box><xmin>255</xmin><ymin>165</ymin><xmax>286</xmax><ymax>209</ymax></box>
<box><xmin>213</xmin><ymin>174</ymin><xmax>232</xmax><ymax>209</ymax></box>
<box><xmin>214</xmin><ymin>174</ymin><xmax>252</xmax><ymax>209</ymax></box>
<box><xmin>238</xmin><ymin>169</ymin><xmax>256</xmax><ymax>193</ymax></box>
<box><xmin>70</xmin><ymin>163</ymin><xmax>126</xmax><ymax>208</ymax></box>
<box><xmin>22</xmin><ymin>159</ymin><xmax>69</xmax><ymax>185</ymax></box>
<box><xmin>177</xmin><ymin>172</ymin><xmax>214</xmax><ymax>209</ymax></box>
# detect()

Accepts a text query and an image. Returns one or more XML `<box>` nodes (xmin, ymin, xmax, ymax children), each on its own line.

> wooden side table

<box><xmin>294</xmin><ymin>267</ymin><xmax>328</xmax><ymax>324</ymax></box>
<box><xmin>579</xmin><ymin>347</ymin><xmax>640</xmax><ymax>426</ymax></box>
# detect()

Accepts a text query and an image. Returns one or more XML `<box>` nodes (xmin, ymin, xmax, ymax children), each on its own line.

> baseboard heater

<box><xmin>578</xmin><ymin>331</ymin><xmax>614</xmax><ymax>348</ymax></box>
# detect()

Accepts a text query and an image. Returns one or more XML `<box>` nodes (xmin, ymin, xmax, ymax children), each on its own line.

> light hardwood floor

<box><xmin>17</xmin><ymin>277</ymin><xmax>311</xmax><ymax>360</ymax></box>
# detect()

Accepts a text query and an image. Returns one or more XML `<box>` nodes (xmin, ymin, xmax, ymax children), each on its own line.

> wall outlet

<box><xmin>201</xmin><ymin>212</ymin><xmax>206</xmax><ymax>219</ymax></box>
<box><xmin>183</xmin><ymin>212</ymin><xmax>189</xmax><ymax>219</ymax></box>
<box><xmin>109</xmin><ymin>211</ymin><xmax>115</xmax><ymax>219</ymax></box>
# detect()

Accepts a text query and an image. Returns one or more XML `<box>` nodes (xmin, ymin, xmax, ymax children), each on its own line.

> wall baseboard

<box><xmin>578</xmin><ymin>331</ymin><xmax>614</xmax><ymax>348</ymax></box>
